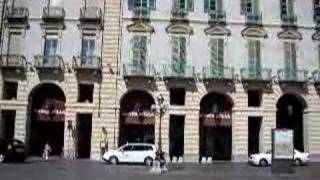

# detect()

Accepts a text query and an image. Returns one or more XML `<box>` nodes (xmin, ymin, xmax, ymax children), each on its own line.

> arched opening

<box><xmin>199</xmin><ymin>93</ymin><xmax>233</xmax><ymax>161</ymax></box>
<box><xmin>276</xmin><ymin>94</ymin><xmax>306</xmax><ymax>152</ymax></box>
<box><xmin>28</xmin><ymin>83</ymin><xmax>66</xmax><ymax>156</ymax></box>
<box><xmin>119</xmin><ymin>90</ymin><xmax>155</xmax><ymax>146</ymax></box>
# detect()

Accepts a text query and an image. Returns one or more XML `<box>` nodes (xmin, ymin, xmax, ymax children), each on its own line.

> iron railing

<box><xmin>0</xmin><ymin>54</ymin><xmax>27</xmax><ymax>69</ymax></box>
<box><xmin>241</xmin><ymin>68</ymin><xmax>272</xmax><ymax>81</ymax></box>
<box><xmin>80</xmin><ymin>7</ymin><xmax>102</xmax><ymax>21</ymax></box>
<box><xmin>208</xmin><ymin>10</ymin><xmax>226</xmax><ymax>23</ymax></box>
<box><xmin>73</xmin><ymin>56</ymin><xmax>102</xmax><ymax>70</ymax></box>
<box><xmin>123</xmin><ymin>63</ymin><xmax>156</xmax><ymax>78</ymax></box>
<box><xmin>42</xmin><ymin>7</ymin><xmax>65</xmax><ymax>20</ymax></box>
<box><xmin>202</xmin><ymin>66</ymin><xmax>234</xmax><ymax>81</ymax></box>
<box><xmin>5</xmin><ymin>7</ymin><xmax>29</xmax><ymax>20</ymax></box>
<box><xmin>163</xmin><ymin>63</ymin><xmax>195</xmax><ymax>79</ymax></box>
<box><xmin>34</xmin><ymin>55</ymin><xmax>64</xmax><ymax>69</ymax></box>
<box><xmin>277</xmin><ymin>69</ymin><xmax>308</xmax><ymax>82</ymax></box>
<box><xmin>313</xmin><ymin>69</ymin><xmax>320</xmax><ymax>83</ymax></box>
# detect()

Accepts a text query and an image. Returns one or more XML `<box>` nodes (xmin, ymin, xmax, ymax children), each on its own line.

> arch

<box><xmin>278</xmin><ymin>29</ymin><xmax>302</xmax><ymax>40</ymax></box>
<box><xmin>199</xmin><ymin>92</ymin><xmax>233</xmax><ymax>161</ymax></box>
<box><xmin>276</xmin><ymin>94</ymin><xmax>306</xmax><ymax>152</ymax></box>
<box><xmin>127</xmin><ymin>22</ymin><xmax>155</xmax><ymax>33</ymax></box>
<box><xmin>27</xmin><ymin>83</ymin><xmax>66</xmax><ymax>156</ymax></box>
<box><xmin>241</xmin><ymin>27</ymin><xmax>268</xmax><ymax>38</ymax></box>
<box><xmin>204</xmin><ymin>25</ymin><xmax>231</xmax><ymax>36</ymax></box>
<box><xmin>166</xmin><ymin>23</ymin><xmax>193</xmax><ymax>35</ymax></box>
<box><xmin>119</xmin><ymin>90</ymin><xmax>155</xmax><ymax>146</ymax></box>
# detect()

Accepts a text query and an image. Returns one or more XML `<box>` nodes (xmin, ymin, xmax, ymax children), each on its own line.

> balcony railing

<box><xmin>208</xmin><ymin>10</ymin><xmax>226</xmax><ymax>23</ymax></box>
<box><xmin>313</xmin><ymin>69</ymin><xmax>320</xmax><ymax>83</ymax></box>
<box><xmin>5</xmin><ymin>7</ymin><xmax>29</xmax><ymax>20</ymax></box>
<box><xmin>202</xmin><ymin>66</ymin><xmax>234</xmax><ymax>81</ymax></box>
<box><xmin>132</xmin><ymin>6</ymin><xmax>150</xmax><ymax>19</ymax></box>
<box><xmin>80</xmin><ymin>7</ymin><xmax>102</xmax><ymax>21</ymax></box>
<box><xmin>0</xmin><ymin>54</ymin><xmax>27</xmax><ymax>69</ymax></box>
<box><xmin>34</xmin><ymin>55</ymin><xmax>64</xmax><ymax>70</ymax></box>
<box><xmin>42</xmin><ymin>7</ymin><xmax>65</xmax><ymax>20</ymax></box>
<box><xmin>163</xmin><ymin>63</ymin><xmax>195</xmax><ymax>79</ymax></box>
<box><xmin>277</xmin><ymin>69</ymin><xmax>308</xmax><ymax>82</ymax></box>
<box><xmin>241</xmin><ymin>68</ymin><xmax>272</xmax><ymax>81</ymax></box>
<box><xmin>281</xmin><ymin>14</ymin><xmax>297</xmax><ymax>26</ymax></box>
<box><xmin>123</xmin><ymin>63</ymin><xmax>156</xmax><ymax>78</ymax></box>
<box><xmin>171</xmin><ymin>7</ymin><xmax>189</xmax><ymax>20</ymax></box>
<box><xmin>246</xmin><ymin>12</ymin><xmax>262</xmax><ymax>25</ymax></box>
<box><xmin>73</xmin><ymin>56</ymin><xmax>102</xmax><ymax>70</ymax></box>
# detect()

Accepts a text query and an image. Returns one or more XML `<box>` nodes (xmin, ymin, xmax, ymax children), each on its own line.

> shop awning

<box><xmin>33</xmin><ymin>99</ymin><xmax>65</xmax><ymax>122</ymax></box>
<box><xmin>122</xmin><ymin>111</ymin><xmax>155</xmax><ymax>125</ymax></box>
<box><xmin>200</xmin><ymin>112</ymin><xmax>232</xmax><ymax>127</ymax></box>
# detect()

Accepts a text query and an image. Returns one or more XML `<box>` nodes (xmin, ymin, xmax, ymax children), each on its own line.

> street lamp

<box><xmin>150</xmin><ymin>94</ymin><xmax>168</xmax><ymax>173</ymax></box>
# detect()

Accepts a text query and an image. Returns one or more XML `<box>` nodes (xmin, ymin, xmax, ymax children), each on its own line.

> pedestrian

<box><xmin>42</xmin><ymin>142</ymin><xmax>52</xmax><ymax>161</ymax></box>
<box><xmin>100</xmin><ymin>127</ymin><xmax>108</xmax><ymax>159</ymax></box>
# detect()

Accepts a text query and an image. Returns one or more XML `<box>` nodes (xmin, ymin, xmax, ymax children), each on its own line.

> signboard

<box><xmin>272</xmin><ymin>129</ymin><xmax>294</xmax><ymax>159</ymax></box>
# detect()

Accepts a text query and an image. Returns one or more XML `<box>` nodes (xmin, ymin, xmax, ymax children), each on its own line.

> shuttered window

<box><xmin>44</xmin><ymin>37</ymin><xmax>58</xmax><ymax>57</ymax></box>
<box><xmin>130</xmin><ymin>35</ymin><xmax>147</xmax><ymax>70</ymax></box>
<box><xmin>284</xmin><ymin>42</ymin><xmax>297</xmax><ymax>78</ymax></box>
<box><xmin>248</xmin><ymin>40</ymin><xmax>261</xmax><ymax>76</ymax></box>
<box><xmin>281</xmin><ymin>0</ymin><xmax>294</xmax><ymax>17</ymax></box>
<box><xmin>173</xmin><ymin>0</ymin><xmax>193</xmax><ymax>11</ymax></box>
<box><xmin>172</xmin><ymin>36</ymin><xmax>187</xmax><ymax>73</ymax></box>
<box><xmin>241</xmin><ymin>0</ymin><xmax>259</xmax><ymax>14</ymax></box>
<box><xmin>128</xmin><ymin>0</ymin><xmax>156</xmax><ymax>10</ymax></box>
<box><xmin>81</xmin><ymin>37</ymin><xmax>96</xmax><ymax>58</ymax></box>
<box><xmin>204</xmin><ymin>0</ymin><xmax>222</xmax><ymax>12</ymax></box>
<box><xmin>210</xmin><ymin>38</ymin><xmax>224</xmax><ymax>74</ymax></box>
<box><xmin>8</xmin><ymin>33</ymin><xmax>21</xmax><ymax>55</ymax></box>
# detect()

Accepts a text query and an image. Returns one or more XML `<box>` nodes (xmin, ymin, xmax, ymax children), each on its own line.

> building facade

<box><xmin>0</xmin><ymin>0</ymin><xmax>320</xmax><ymax>163</ymax></box>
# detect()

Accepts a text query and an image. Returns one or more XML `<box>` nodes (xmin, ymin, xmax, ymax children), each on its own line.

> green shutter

<box><xmin>255</xmin><ymin>40</ymin><xmax>261</xmax><ymax>76</ymax></box>
<box><xmin>248</xmin><ymin>40</ymin><xmax>256</xmax><ymax>76</ymax></box>
<box><xmin>284</xmin><ymin>42</ymin><xmax>292</xmax><ymax>78</ymax></box>
<box><xmin>280</xmin><ymin>0</ymin><xmax>287</xmax><ymax>17</ymax></box>
<box><xmin>139</xmin><ymin>36</ymin><xmax>147</xmax><ymax>71</ymax></box>
<box><xmin>241</xmin><ymin>0</ymin><xmax>247</xmax><ymax>14</ymax></box>
<box><xmin>288</xmin><ymin>0</ymin><xmax>294</xmax><ymax>17</ymax></box>
<box><xmin>131</xmin><ymin>36</ymin><xmax>139</xmax><ymax>63</ymax></box>
<box><xmin>128</xmin><ymin>0</ymin><xmax>135</xmax><ymax>10</ymax></box>
<box><xmin>217</xmin><ymin>0</ymin><xmax>223</xmax><ymax>12</ymax></box>
<box><xmin>204</xmin><ymin>0</ymin><xmax>209</xmax><ymax>13</ymax></box>
<box><xmin>253</xmin><ymin>0</ymin><xmax>259</xmax><ymax>14</ymax></box>
<box><xmin>290</xmin><ymin>43</ymin><xmax>297</xmax><ymax>72</ymax></box>
<box><xmin>210</xmin><ymin>38</ymin><xmax>224</xmax><ymax>77</ymax></box>
<box><xmin>247</xmin><ymin>0</ymin><xmax>252</xmax><ymax>14</ymax></box>
<box><xmin>149</xmin><ymin>0</ymin><xmax>156</xmax><ymax>10</ymax></box>
<box><xmin>187</xmin><ymin>0</ymin><xmax>194</xmax><ymax>11</ymax></box>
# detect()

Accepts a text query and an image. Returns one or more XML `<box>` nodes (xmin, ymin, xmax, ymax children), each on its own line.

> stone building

<box><xmin>0</xmin><ymin>0</ymin><xmax>320</xmax><ymax>163</ymax></box>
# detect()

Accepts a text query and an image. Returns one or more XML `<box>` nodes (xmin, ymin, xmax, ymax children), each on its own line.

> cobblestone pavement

<box><xmin>0</xmin><ymin>159</ymin><xmax>319</xmax><ymax>180</ymax></box>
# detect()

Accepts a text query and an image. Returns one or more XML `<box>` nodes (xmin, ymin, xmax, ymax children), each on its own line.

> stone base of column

<box><xmin>232</xmin><ymin>154</ymin><xmax>248</xmax><ymax>162</ymax></box>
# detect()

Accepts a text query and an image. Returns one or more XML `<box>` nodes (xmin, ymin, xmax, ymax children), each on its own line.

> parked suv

<box><xmin>0</xmin><ymin>139</ymin><xmax>26</xmax><ymax>163</ymax></box>
<box><xmin>103</xmin><ymin>143</ymin><xmax>156</xmax><ymax>166</ymax></box>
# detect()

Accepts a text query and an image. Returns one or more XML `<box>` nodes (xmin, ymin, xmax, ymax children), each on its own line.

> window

<box><xmin>78</xmin><ymin>84</ymin><xmax>94</xmax><ymax>103</ymax></box>
<box><xmin>81</xmin><ymin>36</ymin><xmax>96</xmax><ymax>60</ymax></box>
<box><xmin>315</xmin><ymin>0</ymin><xmax>320</xmax><ymax>22</ymax></box>
<box><xmin>130</xmin><ymin>35</ymin><xmax>147</xmax><ymax>68</ymax></box>
<box><xmin>248</xmin><ymin>40</ymin><xmax>261</xmax><ymax>76</ymax></box>
<box><xmin>204</xmin><ymin>0</ymin><xmax>223</xmax><ymax>12</ymax></box>
<box><xmin>284</xmin><ymin>42</ymin><xmax>297</xmax><ymax>77</ymax></box>
<box><xmin>8</xmin><ymin>33</ymin><xmax>21</xmax><ymax>55</ymax></box>
<box><xmin>173</xmin><ymin>0</ymin><xmax>194</xmax><ymax>11</ymax></box>
<box><xmin>280</xmin><ymin>0</ymin><xmax>294</xmax><ymax>17</ymax></box>
<box><xmin>210</xmin><ymin>38</ymin><xmax>224</xmax><ymax>71</ymax></box>
<box><xmin>241</xmin><ymin>0</ymin><xmax>260</xmax><ymax>15</ymax></box>
<box><xmin>170</xmin><ymin>88</ymin><xmax>185</xmax><ymax>105</ymax></box>
<box><xmin>128</xmin><ymin>0</ymin><xmax>156</xmax><ymax>10</ymax></box>
<box><xmin>44</xmin><ymin>35</ymin><xmax>58</xmax><ymax>64</ymax></box>
<box><xmin>248</xmin><ymin>90</ymin><xmax>262</xmax><ymax>107</ymax></box>
<box><xmin>122</xmin><ymin>145</ymin><xmax>133</xmax><ymax>151</ymax></box>
<box><xmin>2</xmin><ymin>81</ymin><xmax>18</xmax><ymax>100</ymax></box>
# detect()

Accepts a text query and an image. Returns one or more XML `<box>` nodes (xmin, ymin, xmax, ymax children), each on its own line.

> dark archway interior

<box><xmin>119</xmin><ymin>90</ymin><xmax>155</xmax><ymax>146</ymax></box>
<box><xmin>276</xmin><ymin>94</ymin><xmax>305</xmax><ymax>152</ymax></box>
<box><xmin>199</xmin><ymin>93</ymin><xmax>233</xmax><ymax>161</ymax></box>
<box><xmin>29</xmin><ymin>84</ymin><xmax>66</xmax><ymax>156</ymax></box>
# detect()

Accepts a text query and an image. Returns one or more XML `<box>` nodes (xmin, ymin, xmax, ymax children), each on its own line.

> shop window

<box><xmin>2</xmin><ymin>81</ymin><xmax>18</xmax><ymax>100</ymax></box>
<box><xmin>78</xmin><ymin>84</ymin><xmax>94</xmax><ymax>103</ymax></box>
<box><xmin>170</xmin><ymin>88</ymin><xmax>185</xmax><ymax>105</ymax></box>
<box><xmin>248</xmin><ymin>90</ymin><xmax>262</xmax><ymax>107</ymax></box>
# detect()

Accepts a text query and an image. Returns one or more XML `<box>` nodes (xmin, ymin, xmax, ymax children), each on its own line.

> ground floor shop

<box><xmin>0</xmin><ymin>77</ymin><xmax>320</xmax><ymax>162</ymax></box>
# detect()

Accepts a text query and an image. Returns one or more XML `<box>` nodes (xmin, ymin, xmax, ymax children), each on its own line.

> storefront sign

<box><xmin>272</xmin><ymin>129</ymin><xmax>294</xmax><ymax>159</ymax></box>
<box><xmin>200</xmin><ymin>112</ymin><xmax>232</xmax><ymax>127</ymax></box>
<box><xmin>122</xmin><ymin>111</ymin><xmax>155</xmax><ymax>125</ymax></box>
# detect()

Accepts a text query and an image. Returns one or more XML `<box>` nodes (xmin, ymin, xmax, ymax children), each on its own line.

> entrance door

<box><xmin>248</xmin><ymin>117</ymin><xmax>262</xmax><ymax>155</ymax></box>
<box><xmin>77</xmin><ymin>114</ymin><xmax>92</xmax><ymax>159</ymax></box>
<box><xmin>1</xmin><ymin>110</ymin><xmax>16</xmax><ymax>141</ymax></box>
<box><xmin>169</xmin><ymin>115</ymin><xmax>185</xmax><ymax>161</ymax></box>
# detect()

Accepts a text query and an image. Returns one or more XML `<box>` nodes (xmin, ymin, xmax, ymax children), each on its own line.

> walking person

<box><xmin>100</xmin><ymin>127</ymin><xmax>108</xmax><ymax>160</ymax></box>
<box><xmin>42</xmin><ymin>142</ymin><xmax>52</xmax><ymax>161</ymax></box>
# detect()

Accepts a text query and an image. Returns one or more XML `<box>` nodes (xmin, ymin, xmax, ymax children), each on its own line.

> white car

<box><xmin>248</xmin><ymin>149</ymin><xmax>309</xmax><ymax>167</ymax></box>
<box><xmin>103</xmin><ymin>143</ymin><xmax>156</xmax><ymax>166</ymax></box>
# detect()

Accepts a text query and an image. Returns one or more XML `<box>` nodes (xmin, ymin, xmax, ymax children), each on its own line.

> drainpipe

<box><xmin>0</xmin><ymin>0</ymin><xmax>7</xmax><ymax>57</ymax></box>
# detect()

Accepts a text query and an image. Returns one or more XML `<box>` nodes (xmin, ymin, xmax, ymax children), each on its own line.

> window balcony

<box><xmin>277</xmin><ymin>69</ymin><xmax>308</xmax><ymax>83</ymax></box>
<box><xmin>171</xmin><ymin>7</ymin><xmax>189</xmax><ymax>20</ymax></box>
<box><xmin>73</xmin><ymin>56</ymin><xmax>102</xmax><ymax>71</ymax></box>
<box><xmin>313</xmin><ymin>69</ymin><xmax>320</xmax><ymax>83</ymax></box>
<box><xmin>246</xmin><ymin>12</ymin><xmax>262</xmax><ymax>25</ymax></box>
<box><xmin>241</xmin><ymin>68</ymin><xmax>272</xmax><ymax>82</ymax></box>
<box><xmin>5</xmin><ymin>7</ymin><xmax>29</xmax><ymax>21</ymax></box>
<box><xmin>132</xmin><ymin>6</ymin><xmax>150</xmax><ymax>20</ymax></box>
<box><xmin>281</xmin><ymin>14</ymin><xmax>297</xmax><ymax>27</ymax></box>
<box><xmin>42</xmin><ymin>7</ymin><xmax>65</xmax><ymax>21</ymax></box>
<box><xmin>202</xmin><ymin>66</ymin><xmax>234</xmax><ymax>81</ymax></box>
<box><xmin>163</xmin><ymin>63</ymin><xmax>195</xmax><ymax>80</ymax></box>
<box><xmin>208</xmin><ymin>10</ymin><xmax>226</xmax><ymax>24</ymax></box>
<box><xmin>123</xmin><ymin>63</ymin><xmax>156</xmax><ymax>79</ymax></box>
<box><xmin>34</xmin><ymin>55</ymin><xmax>64</xmax><ymax>70</ymax></box>
<box><xmin>80</xmin><ymin>7</ymin><xmax>102</xmax><ymax>22</ymax></box>
<box><xmin>0</xmin><ymin>54</ymin><xmax>27</xmax><ymax>70</ymax></box>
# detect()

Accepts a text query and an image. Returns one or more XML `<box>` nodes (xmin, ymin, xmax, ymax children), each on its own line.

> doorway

<box><xmin>1</xmin><ymin>110</ymin><xmax>16</xmax><ymax>141</ymax></box>
<box><xmin>248</xmin><ymin>117</ymin><xmax>262</xmax><ymax>155</ymax></box>
<box><xmin>169</xmin><ymin>115</ymin><xmax>185</xmax><ymax>162</ymax></box>
<box><xmin>77</xmin><ymin>114</ymin><xmax>92</xmax><ymax>159</ymax></box>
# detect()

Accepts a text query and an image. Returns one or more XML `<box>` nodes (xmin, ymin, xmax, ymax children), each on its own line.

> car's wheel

<box><xmin>144</xmin><ymin>157</ymin><xmax>153</xmax><ymax>166</ymax></box>
<box><xmin>259</xmin><ymin>159</ymin><xmax>268</xmax><ymax>167</ymax></box>
<box><xmin>0</xmin><ymin>154</ymin><xmax>5</xmax><ymax>163</ymax></box>
<box><xmin>294</xmin><ymin>158</ymin><xmax>302</xmax><ymax>166</ymax></box>
<box><xmin>109</xmin><ymin>156</ymin><xmax>118</xmax><ymax>165</ymax></box>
